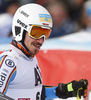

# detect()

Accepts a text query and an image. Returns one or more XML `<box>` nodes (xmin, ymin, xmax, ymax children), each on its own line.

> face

<box><xmin>24</xmin><ymin>32</ymin><xmax>44</xmax><ymax>55</ymax></box>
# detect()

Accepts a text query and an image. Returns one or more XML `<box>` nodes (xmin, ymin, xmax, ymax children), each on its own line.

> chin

<box><xmin>31</xmin><ymin>49</ymin><xmax>39</xmax><ymax>55</ymax></box>
<box><xmin>35</xmin><ymin>49</ymin><xmax>39</xmax><ymax>55</ymax></box>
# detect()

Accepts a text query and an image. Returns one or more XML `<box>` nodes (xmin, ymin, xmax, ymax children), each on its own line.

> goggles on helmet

<box><xmin>28</xmin><ymin>25</ymin><xmax>51</xmax><ymax>40</ymax></box>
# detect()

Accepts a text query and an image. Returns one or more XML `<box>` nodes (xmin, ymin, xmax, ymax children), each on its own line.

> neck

<box><xmin>11</xmin><ymin>40</ymin><xmax>34</xmax><ymax>58</ymax></box>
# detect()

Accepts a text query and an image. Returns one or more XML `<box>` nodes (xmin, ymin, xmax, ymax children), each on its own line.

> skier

<box><xmin>0</xmin><ymin>3</ymin><xmax>88</xmax><ymax>100</ymax></box>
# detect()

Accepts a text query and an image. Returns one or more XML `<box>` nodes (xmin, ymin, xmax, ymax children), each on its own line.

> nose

<box><xmin>37</xmin><ymin>37</ymin><xmax>44</xmax><ymax>44</ymax></box>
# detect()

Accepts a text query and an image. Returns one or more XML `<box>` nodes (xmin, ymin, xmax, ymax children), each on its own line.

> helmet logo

<box><xmin>39</xmin><ymin>14</ymin><xmax>52</xmax><ymax>23</ymax></box>
<box><xmin>19</xmin><ymin>9</ymin><xmax>29</xmax><ymax>18</ymax></box>
<box><xmin>17</xmin><ymin>19</ymin><xmax>28</xmax><ymax>29</ymax></box>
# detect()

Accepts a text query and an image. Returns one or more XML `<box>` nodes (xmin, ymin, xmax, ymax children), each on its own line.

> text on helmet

<box><xmin>17</xmin><ymin>19</ymin><xmax>28</xmax><ymax>29</ymax></box>
<box><xmin>19</xmin><ymin>9</ymin><xmax>29</xmax><ymax>18</ymax></box>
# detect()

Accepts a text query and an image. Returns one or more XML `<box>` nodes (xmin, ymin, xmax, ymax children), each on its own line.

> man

<box><xmin>0</xmin><ymin>3</ymin><xmax>88</xmax><ymax>100</ymax></box>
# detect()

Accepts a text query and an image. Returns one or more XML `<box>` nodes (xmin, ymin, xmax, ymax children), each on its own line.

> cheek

<box><xmin>26</xmin><ymin>41</ymin><xmax>30</xmax><ymax>48</ymax></box>
<box><xmin>24</xmin><ymin>34</ymin><xmax>32</xmax><ymax>46</ymax></box>
<box><xmin>24</xmin><ymin>38</ymin><xmax>29</xmax><ymax>47</ymax></box>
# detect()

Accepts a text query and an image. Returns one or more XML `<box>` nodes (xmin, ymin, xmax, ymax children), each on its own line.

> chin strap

<box><xmin>11</xmin><ymin>40</ymin><xmax>34</xmax><ymax>58</ymax></box>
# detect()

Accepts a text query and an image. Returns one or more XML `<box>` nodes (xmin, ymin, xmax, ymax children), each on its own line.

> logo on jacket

<box><xmin>5</xmin><ymin>59</ymin><xmax>15</xmax><ymax>68</ymax></box>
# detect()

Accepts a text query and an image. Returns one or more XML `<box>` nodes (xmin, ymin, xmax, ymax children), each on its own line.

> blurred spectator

<box><xmin>36</xmin><ymin>0</ymin><xmax>48</xmax><ymax>6</ymax></box>
<box><xmin>46</xmin><ymin>0</ymin><xmax>79</xmax><ymax>38</ymax></box>
<box><xmin>0</xmin><ymin>0</ymin><xmax>8</xmax><ymax>13</ymax></box>
<box><xmin>18</xmin><ymin>0</ymin><xmax>36</xmax><ymax>5</ymax></box>
<box><xmin>0</xmin><ymin>0</ymin><xmax>20</xmax><ymax>37</ymax></box>
<box><xmin>64</xmin><ymin>0</ymin><xmax>87</xmax><ymax>24</ymax></box>
<box><xmin>80</xmin><ymin>0</ymin><xmax>91</xmax><ymax>32</ymax></box>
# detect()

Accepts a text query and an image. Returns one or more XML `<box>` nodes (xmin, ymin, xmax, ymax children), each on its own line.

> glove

<box><xmin>56</xmin><ymin>83</ymin><xmax>74</xmax><ymax>99</ymax></box>
<box><xmin>56</xmin><ymin>79</ymin><xmax>88</xmax><ymax>99</ymax></box>
<box><xmin>74</xmin><ymin>79</ymin><xmax>88</xmax><ymax>99</ymax></box>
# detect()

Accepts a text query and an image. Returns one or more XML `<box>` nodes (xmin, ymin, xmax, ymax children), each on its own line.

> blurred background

<box><xmin>0</xmin><ymin>0</ymin><xmax>91</xmax><ymax>39</ymax></box>
<box><xmin>0</xmin><ymin>0</ymin><xmax>91</xmax><ymax>100</ymax></box>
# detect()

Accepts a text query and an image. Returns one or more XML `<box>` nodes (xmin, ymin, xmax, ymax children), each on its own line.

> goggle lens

<box><xmin>29</xmin><ymin>25</ymin><xmax>51</xmax><ymax>40</ymax></box>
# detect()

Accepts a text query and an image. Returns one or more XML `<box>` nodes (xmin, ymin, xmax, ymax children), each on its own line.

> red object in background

<box><xmin>36</xmin><ymin>49</ymin><xmax>91</xmax><ymax>91</ymax></box>
<box><xmin>0</xmin><ymin>51</ymin><xmax>3</xmax><ymax>54</ymax></box>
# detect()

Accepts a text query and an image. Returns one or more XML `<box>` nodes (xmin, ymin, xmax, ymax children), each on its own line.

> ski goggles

<box><xmin>28</xmin><ymin>25</ymin><xmax>51</xmax><ymax>40</ymax></box>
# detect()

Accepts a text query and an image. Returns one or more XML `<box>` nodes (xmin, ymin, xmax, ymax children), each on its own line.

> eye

<box><xmin>39</xmin><ymin>35</ymin><xmax>46</xmax><ymax>40</ymax></box>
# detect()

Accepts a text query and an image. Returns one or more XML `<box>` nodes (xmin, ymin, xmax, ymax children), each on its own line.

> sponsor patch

<box><xmin>5</xmin><ymin>59</ymin><xmax>15</xmax><ymax>68</ymax></box>
<box><xmin>39</xmin><ymin>14</ymin><xmax>52</xmax><ymax>23</ymax></box>
<box><xmin>18</xmin><ymin>98</ymin><xmax>30</xmax><ymax>100</ymax></box>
